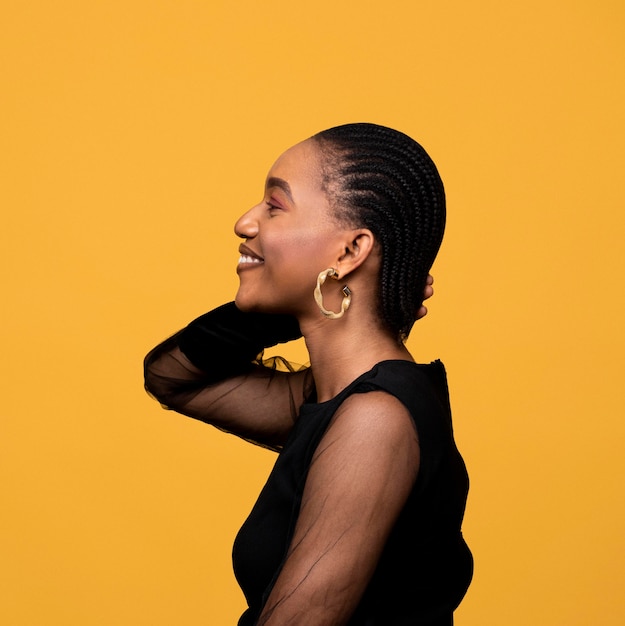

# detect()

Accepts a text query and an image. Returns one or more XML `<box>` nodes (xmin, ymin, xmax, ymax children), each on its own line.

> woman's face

<box><xmin>234</xmin><ymin>139</ymin><xmax>347</xmax><ymax>316</ymax></box>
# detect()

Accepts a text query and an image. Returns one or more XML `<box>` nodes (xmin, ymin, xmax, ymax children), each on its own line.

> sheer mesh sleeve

<box><xmin>256</xmin><ymin>391</ymin><xmax>420</xmax><ymax>624</ymax></box>
<box><xmin>143</xmin><ymin>306</ymin><xmax>313</xmax><ymax>450</ymax></box>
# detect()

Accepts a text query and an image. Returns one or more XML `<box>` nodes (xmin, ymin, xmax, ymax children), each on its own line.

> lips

<box><xmin>238</xmin><ymin>244</ymin><xmax>264</xmax><ymax>266</ymax></box>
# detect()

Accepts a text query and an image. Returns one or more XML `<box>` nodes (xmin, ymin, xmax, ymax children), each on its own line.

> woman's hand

<box><xmin>416</xmin><ymin>274</ymin><xmax>434</xmax><ymax>320</ymax></box>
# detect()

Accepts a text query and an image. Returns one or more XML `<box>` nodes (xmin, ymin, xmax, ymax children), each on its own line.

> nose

<box><xmin>234</xmin><ymin>204</ymin><xmax>260</xmax><ymax>239</ymax></box>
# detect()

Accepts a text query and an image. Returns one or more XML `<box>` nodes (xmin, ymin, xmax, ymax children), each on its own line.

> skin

<box><xmin>233</xmin><ymin>139</ymin><xmax>422</xmax><ymax>624</ymax></box>
<box><xmin>145</xmin><ymin>138</ymin><xmax>435</xmax><ymax>625</ymax></box>
<box><xmin>234</xmin><ymin>138</ymin><xmax>415</xmax><ymax>401</ymax></box>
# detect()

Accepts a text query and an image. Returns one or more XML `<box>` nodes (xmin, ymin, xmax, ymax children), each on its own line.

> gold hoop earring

<box><xmin>314</xmin><ymin>268</ymin><xmax>352</xmax><ymax>319</ymax></box>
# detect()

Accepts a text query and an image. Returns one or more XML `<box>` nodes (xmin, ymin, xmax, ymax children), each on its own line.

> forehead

<box><xmin>267</xmin><ymin>139</ymin><xmax>323</xmax><ymax>188</ymax></box>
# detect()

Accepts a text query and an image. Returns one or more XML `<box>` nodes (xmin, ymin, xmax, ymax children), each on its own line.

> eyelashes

<box><xmin>266</xmin><ymin>197</ymin><xmax>285</xmax><ymax>214</ymax></box>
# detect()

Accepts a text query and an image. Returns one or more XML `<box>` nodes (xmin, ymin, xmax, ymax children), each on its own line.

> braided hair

<box><xmin>312</xmin><ymin>123</ymin><xmax>446</xmax><ymax>341</ymax></box>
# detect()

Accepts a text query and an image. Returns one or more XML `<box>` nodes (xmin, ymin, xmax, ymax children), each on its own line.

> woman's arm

<box><xmin>143</xmin><ymin>275</ymin><xmax>433</xmax><ymax>449</ymax></box>
<box><xmin>143</xmin><ymin>303</ymin><xmax>313</xmax><ymax>449</ymax></box>
<box><xmin>257</xmin><ymin>391</ymin><xmax>420</xmax><ymax>625</ymax></box>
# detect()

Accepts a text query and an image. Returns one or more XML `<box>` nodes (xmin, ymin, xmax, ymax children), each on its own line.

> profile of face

<box><xmin>233</xmin><ymin>139</ymin><xmax>352</xmax><ymax>317</ymax></box>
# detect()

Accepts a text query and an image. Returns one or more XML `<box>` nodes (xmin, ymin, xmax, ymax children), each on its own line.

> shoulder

<box><xmin>334</xmin><ymin>390</ymin><xmax>418</xmax><ymax>438</ymax></box>
<box><xmin>356</xmin><ymin>359</ymin><xmax>452</xmax><ymax>437</ymax></box>
<box><xmin>317</xmin><ymin>390</ymin><xmax>420</xmax><ymax>470</ymax></box>
<box><xmin>304</xmin><ymin>389</ymin><xmax>420</xmax><ymax>527</ymax></box>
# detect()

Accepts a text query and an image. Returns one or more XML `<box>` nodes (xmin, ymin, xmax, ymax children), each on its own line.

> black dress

<box><xmin>233</xmin><ymin>360</ymin><xmax>473</xmax><ymax>625</ymax></box>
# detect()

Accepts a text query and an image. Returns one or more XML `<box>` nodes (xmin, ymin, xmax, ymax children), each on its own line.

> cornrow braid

<box><xmin>312</xmin><ymin>123</ymin><xmax>446</xmax><ymax>340</ymax></box>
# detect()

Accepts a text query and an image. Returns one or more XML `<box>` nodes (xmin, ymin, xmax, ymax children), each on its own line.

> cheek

<box><xmin>268</xmin><ymin>228</ymin><xmax>330</xmax><ymax>271</ymax></box>
<box><xmin>269</xmin><ymin>236</ymin><xmax>334</xmax><ymax>306</ymax></box>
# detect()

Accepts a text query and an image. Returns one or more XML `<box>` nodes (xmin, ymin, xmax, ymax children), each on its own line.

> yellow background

<box><xmin>2</xmin><ymin>1</ymin><xmax>624</xmax><ymax>624</ymax></box>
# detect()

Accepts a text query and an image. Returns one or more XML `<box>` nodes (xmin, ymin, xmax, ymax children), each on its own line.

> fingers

<box><xmin>423</xmin><ymin>274</ymin><xmax>434</xmax><ymax>301</ymax></box>
<box><xmin>416</xmin><ymin>275</ymin><xmax>434</xmax><ymax>320</ymax></box>
<box><xmin>416</xmin><ymin>304</ymin><xmax>428</xmax><ymax>320</ymax></box>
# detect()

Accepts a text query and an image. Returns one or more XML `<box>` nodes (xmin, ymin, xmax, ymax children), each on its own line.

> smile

<box><xmin>238</xmin><ymin>255</ymin><xmax>264</xmax><ymax>265</ymax></box>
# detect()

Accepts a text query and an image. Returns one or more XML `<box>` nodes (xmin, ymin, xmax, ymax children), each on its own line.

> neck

<box><xmin>298</xmin><ymin>310</ymin><xmax>413</xmax><ymax>403</ymax></box>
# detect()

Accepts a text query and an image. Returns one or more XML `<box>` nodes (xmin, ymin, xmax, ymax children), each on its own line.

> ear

<box><xmin>335</xmin><ymin>229</ymin><xmax>376</xmax><ymax>278</ymax></box>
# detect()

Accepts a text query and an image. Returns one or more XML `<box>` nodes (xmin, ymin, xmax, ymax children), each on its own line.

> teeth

<box><xmin>238</xmin><ymin>255</ymin><xmax>263</xmax><ymax>264</ymax></box>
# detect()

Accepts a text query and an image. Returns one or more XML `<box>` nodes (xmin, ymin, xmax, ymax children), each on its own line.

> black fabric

<box><xmin>143</xmin><ymin>303</ymin><xmax>311</xmax><ymax>452</ymax></box>
<box><xmin>177</xmin><ymin>302</ymin><xmax>302</xmax><ymax>379</ymax></box>
<box><xmin>233</xmin><ymin>360</ymin><xmax>473</xmax><ymax>626</ymax></box>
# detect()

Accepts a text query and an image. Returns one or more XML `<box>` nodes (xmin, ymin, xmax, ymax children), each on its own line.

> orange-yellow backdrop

<box><xmin>2</xmin><ymin>1</ymin><xmax>624</xmax><ymax>624</ymax></box>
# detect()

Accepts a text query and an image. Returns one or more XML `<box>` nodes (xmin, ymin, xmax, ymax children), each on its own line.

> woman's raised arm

<box><xmin>144</xmin><ymin>303</ymin><xmax>313</xmax><ymax>450</ymax></box>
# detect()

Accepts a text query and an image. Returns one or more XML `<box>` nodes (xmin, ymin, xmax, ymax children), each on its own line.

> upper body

<box><xmin>233</xmin><ymin>359</ymin><xmax>472</xmax><ymax>626</ymax></box>
<box><xmin>144</xmin><ymin>123</ymin><xmax>472</xmax><ymax>624</ymax></box>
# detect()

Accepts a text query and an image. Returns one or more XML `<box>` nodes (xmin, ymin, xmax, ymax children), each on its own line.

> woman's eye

<box><xmin>266</xmin><ymin>201</ymin><xmax>282</xmax><ymax>214</ymax></box>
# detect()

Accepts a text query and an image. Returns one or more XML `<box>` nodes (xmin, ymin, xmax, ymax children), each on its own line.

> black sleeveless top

<box><xmin>233</xmin><ymin>360</ymin><xmax>473</xmax><ymax>625</ymax></box>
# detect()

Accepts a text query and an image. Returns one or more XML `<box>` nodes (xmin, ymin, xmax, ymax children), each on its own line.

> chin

<box><xmin>234</xmin><ymin>293</ymin><xmax>253</xmax><ymax>312</ymax></box>
<box><xmin>235</xmin><ymin>293</ymin><xmax>295</xmax><ymax>316</ymax></box>
<box><xmin>234</xmin><ymin>292</ymin><xmax>266</xmax><ymax>313</ymax></box>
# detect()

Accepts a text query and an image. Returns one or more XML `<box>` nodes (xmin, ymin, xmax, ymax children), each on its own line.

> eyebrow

<box><xmin>266</xmin><ymin>177</ymin><xmax>294</xmax><ymax>202</ymax></box>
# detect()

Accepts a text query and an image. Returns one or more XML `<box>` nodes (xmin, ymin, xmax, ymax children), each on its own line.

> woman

<box><xmin>144</xmin><ymin>123</ymin><xmax>472</xmax><ymax>625</ymax></box>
